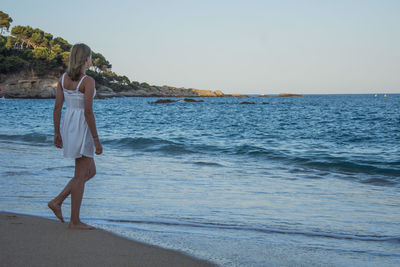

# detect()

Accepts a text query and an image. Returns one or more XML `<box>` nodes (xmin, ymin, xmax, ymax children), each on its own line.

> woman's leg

<box><xmin>48</xmin><ymin>157</ymin><xmax>96</xmax><ymax>223</ymax></box>
<box><xmin>69</xmin><ymin>156</ymin><xmax>94</xmax><ymax>229</ymax></box>
<box><xmin>48</xmin><ymin>179</ymin><xmax>73</xmax><ymax>222</ymax></box>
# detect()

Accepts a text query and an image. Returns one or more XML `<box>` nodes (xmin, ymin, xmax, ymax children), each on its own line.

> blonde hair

<box><xmin>67</xmin><ymin>43</ymin><xmax>91</xmax><ymax>81</ymax></box>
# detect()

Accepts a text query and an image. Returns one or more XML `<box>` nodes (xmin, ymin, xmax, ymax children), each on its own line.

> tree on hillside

<box><xmin>30</xmin><ymin>29</ymin><xmax>53</xmax><ymax>48</ymax></box>
<box><xmin>0</xmin><ymin>11</ymin><xmax>13</xmax><ymax>35</ymax></box>
<box><xmin>91</xmin><ymin>52</ymin><xmax>111</xmax><ymax>73</ymax></box>
<box><xmin>32</xmin><ymin>46</ymin><xmax>56</xmax><ymax>61</ymax></box>
<box><xmin>50</xmin><ymin>37</ymin><xmax>71</xmax><ymax>52</ymax></box>
<box><xmin>11</xmin><ymin>25</ymin><xmax>36</xmax><ymax>49</ymax></box>
<box><xmin>103</xmin><ymin>70</ymin><xmax>118</xmax><ymax>82</ymax></box>
<box><xmin>8</xmin><ymin>25</ymin><xmax>69</xmax><ymax>63</ymax></box>
<box><xmin>5</xmin><ymin>36</ymin><xmax>16</xmax><ymax>49</ymax></box>
<box><xmin>0</xmin><ymin>12</ymin><xmax>140</xmax><ymax>89</ymax></box>
<box><xmin>117</xmin><ymin>75</ymin><xmax>131</xmax><ymax>86</ymax></box>
<box><xmin>60</xmin><ymin>51</ymin><xmax>70</xmax><ymax>65</ymax></box>
<box><xmin>0</xmin><ymin>54</ymin><xmax>25</xmax><ymax>72</ymax></box>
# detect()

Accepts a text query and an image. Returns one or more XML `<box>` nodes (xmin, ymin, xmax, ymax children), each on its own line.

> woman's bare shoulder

<box><xmin>84</xmin><ymin>75</ymin><xmax>96</xmax><ymax>87</ymax></box>
<box><xmin>58</xmin><ymin>72</ymin><xmax>65</xmax><ymax>82</ymax></box>
<box><xmin>57</xmin><ymin>75</ymin><xmax>64</xmax><ymax>87</ymax></box>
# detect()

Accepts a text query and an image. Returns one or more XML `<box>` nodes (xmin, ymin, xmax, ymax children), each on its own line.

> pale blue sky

<box><xmin>3</xmin><ymin>0</ymin><xmax>400</xmax><ymax>94</ymax></box>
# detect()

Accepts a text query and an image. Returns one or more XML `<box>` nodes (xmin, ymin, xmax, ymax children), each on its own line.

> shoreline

<box><xmin>0</xmin><ymin>211</ymin><xmax>216</xmax><ymax>267</ymax></box>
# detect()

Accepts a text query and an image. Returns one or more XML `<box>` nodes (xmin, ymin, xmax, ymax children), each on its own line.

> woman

<box><xmin>48</xmin><ymin>43</ymin><xmax>102</xmax><ymax>230</ymax></box>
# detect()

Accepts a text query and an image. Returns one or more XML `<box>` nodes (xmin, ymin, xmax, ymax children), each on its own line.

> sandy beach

<box><xmin>0</xmin><ymin>212</ymin><xmax>215</xmax><ymax>267</ymax></box>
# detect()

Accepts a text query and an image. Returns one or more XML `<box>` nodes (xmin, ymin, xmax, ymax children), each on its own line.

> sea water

<box><xmin>0</xmin><ymin>95</ymin><xmax>399</xmax><ymax>266</ymax></box>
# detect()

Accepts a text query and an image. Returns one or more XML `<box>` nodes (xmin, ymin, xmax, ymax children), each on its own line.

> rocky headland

<box><xmin>0</xmin><ymin>72</ymin><xmax>303</xmax><ymax>99</ymax></box>
<box><xmin>0</xmin><ymin>71</ymin><xmax>232</xmax><ymax>98</ymax></box>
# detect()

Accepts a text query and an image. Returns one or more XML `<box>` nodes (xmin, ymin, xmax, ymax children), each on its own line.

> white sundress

<box><xmin>61</xmin><ymin>73</ymin><xmax>96</xmax><ymax>158</ymax></box>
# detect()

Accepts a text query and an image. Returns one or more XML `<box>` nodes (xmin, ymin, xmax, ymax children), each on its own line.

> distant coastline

<box><xmin>0</xmin><ymin>71</ymin><xmax>305</xmax><ymax>99</ymax></box>
<box><xmin>0</xmin><ymin>71</ymin><xmax>228</xmax><ymax>98</ymax></box>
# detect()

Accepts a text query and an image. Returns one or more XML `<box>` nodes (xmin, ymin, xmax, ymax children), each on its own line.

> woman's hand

<box><xmin>54</xmin><ymin>132</ymin><xmax>63</xmax><ymax>148</ymax></box>
<box><xmin>94</xmin><ymin>137</ymin><xmax>103</xmax><ymax>155</ymax></box>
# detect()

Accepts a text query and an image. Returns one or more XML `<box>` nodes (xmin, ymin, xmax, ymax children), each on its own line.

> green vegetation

<box><xmin>0</xmin><ymin>11</ymin><xmax>141</xmax><ymax>91</ymax></box>
<box><xmin>0</xmin><ymin>11</ymin><xmax>13</xmax><ymax>35</ymax></box>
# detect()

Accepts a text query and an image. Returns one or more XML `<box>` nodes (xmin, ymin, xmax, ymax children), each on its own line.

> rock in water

<box><xmin>150</xmin><ymin>99</ymin><xmax>178</xmax><ymax>104</ymax></box>
<box><xmin>279</xmin><ymin>93</ymin><xmax>303</xmax><ymax>97</ymax></box>
<box><xmin>184</xmin><ymin>98</ymin><xmax>204</xmax><ymax>102</ymax></box>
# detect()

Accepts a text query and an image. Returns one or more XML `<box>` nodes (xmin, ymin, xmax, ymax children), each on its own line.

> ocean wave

<box><xmin>101</xmin><ymin>136</ymin><xmax>399</xmax><ymax>180</ymax></box>
<box><xmin>3</xmin><ymin>132</ymin><xmax>397</xmax><ymax>182</ymax></box>
<box><xmin>228</xmin><ymin>145</ymin><xmax>399</xmax><ymax>180</ymax></box>
<box><xmin>2</xmin><ymin>170</ymin><xmax>38</xmax><ymax>177</ymax></box>
<box><xmin>43</xmin><ymin>165</ymin><xmax>75</xmax><ymax>171</ymax></box>
<box><xmin>96</xmin><ymin>218</ymin><xmax>400</xmax><ymax>243</ymax></box>
<box><xmin>361</xmin><ymin>177</ymin><xmax>397</xmax><ymax>186</ymax></box>
<box><xmin>303</xmin><ymin>159</ymin><xmax>400</xmax><ymax>178</ymax></box>
<box><xmin>103</xmin><ymin>137</ymin><xmax>164</xmax><ymax>148</ymax></box>
<box><xmin>0</xmin><ymin>133</ymin><xmax>51</xmax><ymax>144</ymax></box>
<box><xmin>102</xmin><ymin>137</ymin><xmax>277</xmax><ymax>158</ymax></box>
<box><xmin>193</xmin><ymin>161</ymin><xmax>224</xmax><ymax>167</ymax></box>
<box><xmin>102</xmin><ymin>137</ymin><xmax>195</xmax><ymax>154</ymax></box>
<box><xmin>229</xmin><ymin>144</ymin><xmax>400</xmax><ymax>180</ymax></box>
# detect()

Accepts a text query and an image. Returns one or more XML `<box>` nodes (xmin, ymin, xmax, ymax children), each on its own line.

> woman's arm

<box><xmin>53</xmin><ymin>79</ymin><xmax>64</xmax><ymax>148</ymax></box>
<box><xmin>83</xmin><ymin>77</ymin><xmax>102</xmax><ymax>155</ymax></box>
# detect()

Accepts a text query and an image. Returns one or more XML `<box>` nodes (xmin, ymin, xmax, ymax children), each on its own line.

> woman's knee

<box><xmin>85</xmin><ymin>159</ymin><xmax>96</xmax><ymax>181</ymax></box>
<box><xmin>86</xmin><ymin>168</ymin><xmax>96</xmax><ymax>180</ymax></box>
<box><xmin>75</xmin><ymin>156</ymin><xmax>94</xmax><ymax>181</ymax></box>
<box><xmin>72</xmin><ymin>175</ymin><xmax>86</xmax><ymax>184</ymax></box>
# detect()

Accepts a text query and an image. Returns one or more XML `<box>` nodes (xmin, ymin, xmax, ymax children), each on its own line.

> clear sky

<box><xmin>2</xmin><ymin>0</ymin><xmax>400</xmax><ymax>94</ymax></box>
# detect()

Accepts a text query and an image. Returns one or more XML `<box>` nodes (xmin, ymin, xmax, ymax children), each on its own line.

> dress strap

<box><xmin>61</xmin><ymin>73</ymin><xmax>66</xmax><ymax>89</ymax></box>
<box><xmin>75</xmin><ymin>75</ymin><xmax>87</xmax><ymax>91</ymax></box>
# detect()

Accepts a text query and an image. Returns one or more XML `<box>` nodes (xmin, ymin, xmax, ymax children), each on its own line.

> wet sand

<box><xmin>0</xmin><ymin>212</ymin><xmax>215</xmax><ymax>267</ymax></box>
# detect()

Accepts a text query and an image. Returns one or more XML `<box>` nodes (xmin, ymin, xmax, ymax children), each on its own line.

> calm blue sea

<box><xmin>0</xmin><ymin>94</ymin><xmax>399</xmax><ymax>266</ymax></box>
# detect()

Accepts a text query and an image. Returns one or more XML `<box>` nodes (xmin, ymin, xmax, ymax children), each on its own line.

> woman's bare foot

<box><xmin>48</xmin><ymin>200</ymin><xmax>64</xmax><ymax>222</ymax></box>
<box><xmin>68</xmin><ymin>221</ymin><xmax>95</xmax><ymax>230</ymax></box>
